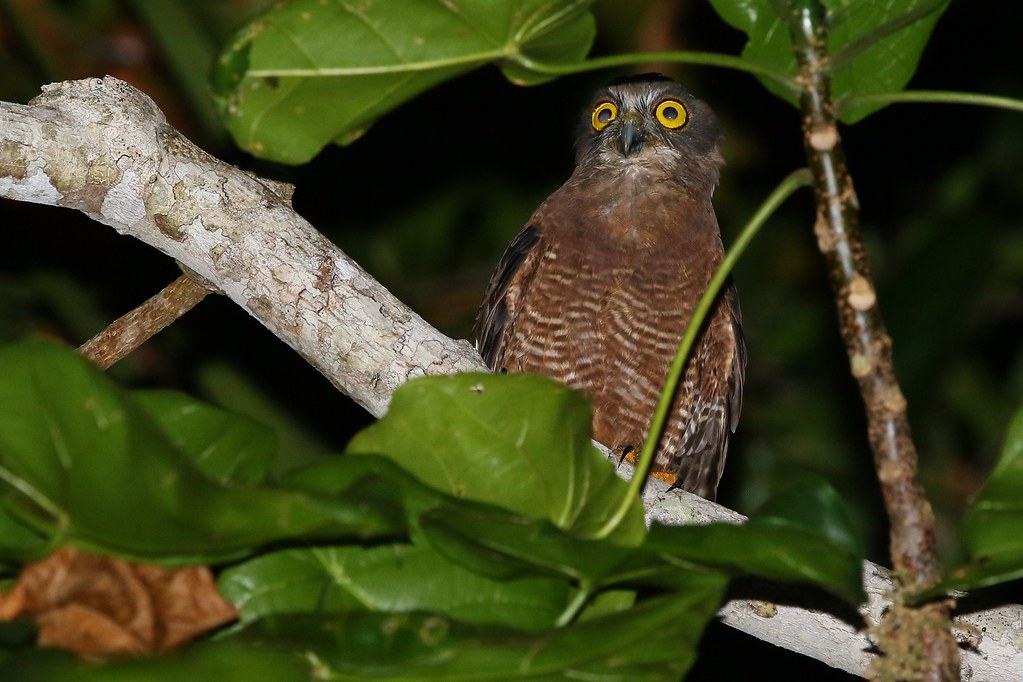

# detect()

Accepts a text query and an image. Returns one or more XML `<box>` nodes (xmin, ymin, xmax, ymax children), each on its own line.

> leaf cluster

<box><xmin>0</xmin><ymin>342</ymin><xmax>865</xmax><ymax>679</ymax></box>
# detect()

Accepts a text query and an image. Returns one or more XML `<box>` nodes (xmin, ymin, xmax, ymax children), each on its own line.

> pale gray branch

<box><xmin>0</xmin><ymin>77</ymin><xmax>483</xmax><ymax>417</ymax></box>
<box><xmin>1</xmin><ymin>77</ymin><xmax>1019</xmax><ymax>680</ymax></box>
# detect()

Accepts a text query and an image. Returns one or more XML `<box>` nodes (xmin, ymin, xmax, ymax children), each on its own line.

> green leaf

<box><xmin>920</xmin><ymin>403</ymin><xmax>1023</xmax><ymax>598</ymax></box>
<box><xmin>219</xmin><ymin>543</ymin><xmax>569</xmax><ymax>632</ymax></box>
<box><xmin>423</xmin><ymin>476</ymin><xmax>865</xmax><ymax>605</ymax></box>
<box><xmin>229</xmin><ymin>585</ymin><xmax>726</xmax><ymax>681</ymax></box>
<box><xmin>212</xmin><ymin>0</ymin><xmax>595</xmax><ymax>163</ymax></box>
<box><xmin>346</xmin><ymin>373</ymin><xmax>646</xmax><ymax>544</ymax></box>
<box><xmin>707</xmin><ymin>0</ymin><xmax>950</xmax><ymax>122</ymax></box>
<box><xmin>420</xmin><ymin>503</ymin><xmax>635</xmax><ymax>588</ymax></box>
<box><xmin>0</xmin><ymin>341</ymin><xmax>403</xmax><ymax>564</ymax></box>
<box><xmin>134</xmin><ymin>389</ymin><xmax>276</xmax><ymax>485</ymax></box>
<box><xmin>642</xmin><ymin>477</ymin><xmax>865</xmax><ymax>604</ymax></box>
<box><xmin>0</xmin><ymin>643</ymin><xmax>310</xmax><ymax>682</ymax></box>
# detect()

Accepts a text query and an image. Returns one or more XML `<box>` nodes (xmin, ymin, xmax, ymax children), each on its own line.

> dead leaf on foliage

<box><xmin>0</xmin><ymin>547</ymin><xmax>238</xmax><ymax>656</ymax></box>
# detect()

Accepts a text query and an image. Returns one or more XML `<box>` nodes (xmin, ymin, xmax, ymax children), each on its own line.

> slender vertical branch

<box><xmin>780</xmin><ymin>1</ymin><xmax>958</xmax><ymax>679</ymax></box>
<box><xmin>78</xmin><ymin>269</ymin><xmax>216</xmax><ymax>370</ymax></box>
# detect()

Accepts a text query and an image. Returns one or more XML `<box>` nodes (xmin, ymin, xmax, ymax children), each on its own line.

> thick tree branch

<box><xmin>0</xmin><ymin>77</ymin><xmax>1019</xmax><ymax>680</ymax></box>
<box><xmin>0</xmin><ymin>77</ymin><xmax>483</xmax><ymax>417</ymax></box>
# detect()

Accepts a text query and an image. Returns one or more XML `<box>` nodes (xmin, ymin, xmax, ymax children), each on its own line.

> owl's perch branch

<box><xmin>783</xmin><ymin>3</ymin><xmax>958</xmax><ymax>679</ymax></box>
<box><xmin>0</xmin><ymin>77</ymin><xmax>1019</xmax><ymax>680</ymax></box>
<box><xmin>0</xmin><ymin>77</ymin><xmax>483</xmax><ymax>417</ymax></box>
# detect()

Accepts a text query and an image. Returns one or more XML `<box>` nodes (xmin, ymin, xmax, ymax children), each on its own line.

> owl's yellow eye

<box><xmin>591</xmin><ymin>101</ymin><xmax>618</xmax><ymax>131</ymax></box>
<box><xmin>655</xmin><ymin>99</ymin><xmax>688</xmax><ymax>129</ymax></box>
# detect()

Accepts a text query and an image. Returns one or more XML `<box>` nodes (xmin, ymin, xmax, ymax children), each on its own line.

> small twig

<box><xmin>78</xmin><ymin>269</ymin><xmax>216</xmax><ymax>370</ymax></box>
<box><xmin>781</xmin><ymin>2</ymin><xmax>958</xmax><ymax>680</ymax></box>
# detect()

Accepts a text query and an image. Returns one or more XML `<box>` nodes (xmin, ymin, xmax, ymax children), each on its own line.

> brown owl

<box><xmin>473</xmin><ymin>74</ymin><xmax>745</xmax><ymax>501</ymax></box>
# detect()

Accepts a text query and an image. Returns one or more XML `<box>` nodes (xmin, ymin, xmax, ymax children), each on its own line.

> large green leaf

<box><xmin>232</xmin><ymin>585</ymin><xmax>724</xmax><ymax>681</ymax></box>
<box><xmin>0</xmin><ymin>342</ymin><xmax>403</xmax><ymax>564</ymax></box>
<box><xmin>2</xmin><ymin>568</ymin><xmax>720</xmax><ymax>680</ymax></box>
<box><xmin>134</xmin><ymin>389</ymin><xmax>276</xmax><ymax>485</ymax></box>
<box><xmin>0</xmin><ymin>643</ymin><xmax>310</xmax><ymax>682</ymax></box>
<box><xmin>422</xmin><ymin>477</ymin><xmax>864</xmax><ymax>604</ymax></box>
<box><xmin>918</xmin><ymin>403</ymin><xmax>1023</xmax><ymax>599</ymax></box>
<box><xmin>346</xmin><ymin>373</ymin><xmax>646</xmax><ymax>544</ymax></box>
<box><xmin>420</xmin><ymin>503</ymin><xmax>636</xmax><ymax>587</ymax></box>
<box><xmin>642</xmin><ymin>477</ymin><xmax>865</xmax><ymax>604</ymax></box>
<box><xmin>708</xmin><ymin>0</ymin><xmax>950</xmax><ymax>122</ymax></box>
<box><xmin>219</xmin><ymin>543</ymin><xmax>569</xmax><ymax>631</ymax></box>
<box><xmin>212</xmin><ymin>0</ymin><xmax>596</xmax><ymax>162</ymax></box>
<box><xmin>0</xmin><ymin>585</ymin><xmax>724</xmax><ymax>680</ymax></box>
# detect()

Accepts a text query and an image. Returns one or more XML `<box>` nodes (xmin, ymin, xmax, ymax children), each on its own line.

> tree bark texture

<box><xmin>782</xmin><ymin>2</ymin><xmax>958</xmax><ymax>679</ymax></box>
<box><xmin>0</xmin><ymin>77</ymin><xmax>484</xmax><ymax>418</ymax></box>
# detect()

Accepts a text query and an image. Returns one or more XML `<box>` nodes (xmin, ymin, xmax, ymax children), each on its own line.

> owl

<box><xmin>473</xmin><ymin>74</ymin><xmax>745</xmax><ymax>501</ymax></box>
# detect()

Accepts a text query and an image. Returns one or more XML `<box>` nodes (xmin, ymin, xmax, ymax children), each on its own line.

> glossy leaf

<box><xmin>212</xmin><ymin>0</ymin><xmax>596</xmax><ymax>162</ymax></box>
<box><xmin>420</xmin><ymin>503</ymin><xmax>635</xmax><ymax>587</ymax></box>
<box><xmin>0</xmin><ymin>342</ymin><xmax>403</xmax><ymax>564</ymax></box>
<box><xmin>134</xmin><ymin>389</ymin><xmax>276</xmax><ymax>485</ymax></box>
<box><xmin>229</xmin><ymin>584</ymin><xmax>726</xmax><ymax>681</ymax></box>
<box><xmin>424</xmin><ymin>476</ymin><xmax>865</xmax><ymax>604</ymax></box>
<box><xmin>708</xmin><ymin>0</ymin><xmax>950</xmax><ymax>122</ymax></box>
<box><xmin>642</xmin><ymin>477</ymin><xmax>864</xmax><ymax>604</ymax></box>
<box><xmin>346</xmin><ymin>373</ymin><xmax>646</xmax><ymax>544</ymax></box>
<box><xmin>219</xmin><ymin>543</ymin><xmax>569</xmax><ymax>631</ymax></box>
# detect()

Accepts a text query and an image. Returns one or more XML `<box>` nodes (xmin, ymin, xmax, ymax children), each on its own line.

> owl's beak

<box><xmin>620</xmin><ymin>120</ymin><xmax>645</xmax><ymax>157</ymax></box>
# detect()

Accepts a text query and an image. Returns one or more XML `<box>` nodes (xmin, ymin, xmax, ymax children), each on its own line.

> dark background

<box><xmin>1</xmin><ymin>1</ymin><xmax>1021</xmax><ymax>677</ymax></box>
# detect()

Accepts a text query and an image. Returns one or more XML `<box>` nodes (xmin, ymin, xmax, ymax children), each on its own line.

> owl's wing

<box><xmin>675</xmin><ymin>283</ymin><xmax>746</xmax><ymax>499</ymax></box>
<box><xmin>472</xmin><ymin>224</ymin><xmax>543</xmax><ymax>369</ymax></box>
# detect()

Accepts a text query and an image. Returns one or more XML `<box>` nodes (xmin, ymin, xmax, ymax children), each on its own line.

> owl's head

<box><xmin>575</xmin><ymin>74</ymin><xmax>723</xmax><ymax>189</ymax></box>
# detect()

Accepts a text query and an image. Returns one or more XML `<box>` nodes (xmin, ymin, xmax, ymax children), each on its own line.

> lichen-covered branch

<box><xmin>0</xmin><ymin>77</ymin><xmax>483</xmax><ymax>417</ymax></box>
<box><xmin>781</xmin><ymin>2</ymin><xmax>958</xmax><ymax>679</ymax></box>
<box><xmin>0</xmin><ymin>77</ymin><xmax>1019</xmax><ymax>679</ymax></box>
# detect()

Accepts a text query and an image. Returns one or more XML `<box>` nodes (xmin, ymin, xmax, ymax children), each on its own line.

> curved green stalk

<box><xmin>840</xmin><ymin>90</ymin><xmax>1023</xmax><ymax>116</ymax></box>
<box><xmin>515</xmin><ymin>51</ymin><xmax>800</xmax><ymax>96</ymax></box>
<box><xmin>554</xmin><ymin>584</ymin><xmax>593</xmax><ymax>627</ymax></box>
<box><xmin>592</xmin><ymin>168</ymin><xmax>813</xmax><ymax>540</ymax></box>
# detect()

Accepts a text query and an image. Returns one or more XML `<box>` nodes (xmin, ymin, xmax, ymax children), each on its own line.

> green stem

<box><xmin>554</xmin><ymin>585</ymin><xmax>593</xmax><ymax>627</ymax></box>
<box><xmin>839</xmin><ymin>90</ymin><xmax>1023</xmax><ymax>116</ymax></box>
<box><xmin>592</xmin><ymin>168</ymin><xmax>813</xmax><ymax>540</ymax></box>
<box><xmin>515</xmin><ymin>51</ymin><xmax>800</xmax><ymax>96</ymax></box>
<box><xmin>0</xmin><ymin>463</ymin><xmax>68</xmax><ymax>535</ymax></box>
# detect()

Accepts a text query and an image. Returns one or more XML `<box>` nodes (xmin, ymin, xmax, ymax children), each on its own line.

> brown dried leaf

<box><xmin>0</xmin><ymin>547</ymin><xmax>238</xmax><ymax>656</ymax></box>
